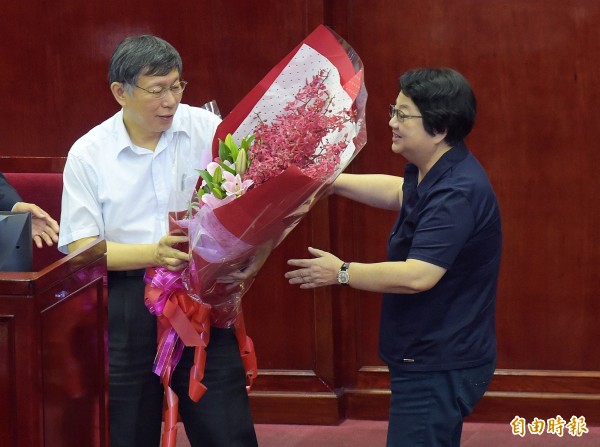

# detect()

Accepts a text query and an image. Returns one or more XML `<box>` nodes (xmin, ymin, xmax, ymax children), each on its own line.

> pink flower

<box><xmin>244</xmin><ymin>69</ymin><xmax>353</xmax><ymax>186</ymax></box>
<box><xmin>202</xmin><ymin>193</ymin><xmax>236</xmax><ymax>209</ymax></box>
<box><xmin>222</xmin><ymin>171</ymin><xmax>254</xmax><ymax>197</ymax></box>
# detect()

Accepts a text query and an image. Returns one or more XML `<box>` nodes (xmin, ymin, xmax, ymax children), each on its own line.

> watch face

<box><xmin>338</xmin><ymin>271</ymin><xmax>350</xmax><ymax>284</ymax></box>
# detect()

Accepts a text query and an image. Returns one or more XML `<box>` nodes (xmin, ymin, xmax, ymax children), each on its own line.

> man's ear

<box><xmin>110</xmin><ymin>82</ymin><xmax>128</xmax><ymax>107</ymax></box>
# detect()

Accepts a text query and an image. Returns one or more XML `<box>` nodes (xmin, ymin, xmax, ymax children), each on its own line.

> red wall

<box><xmin>3</xmin><ymin>0</ymin><xmax>599</xmax><ymax>425</ymax></box>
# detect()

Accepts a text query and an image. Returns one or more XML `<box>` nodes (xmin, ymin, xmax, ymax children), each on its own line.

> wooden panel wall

<box><xmin>2</xmin><ymin>0</ymin><xmax>599</xmax><ymax>426</ymax></box>
<box><xmin>327</xmin><ymin>0</ymin><xmax>600</xmax><ymax>424</ymax></box>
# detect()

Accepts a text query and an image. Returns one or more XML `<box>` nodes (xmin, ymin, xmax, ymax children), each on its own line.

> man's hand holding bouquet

<box><xmin>144</xmin><ymin>25</ymin><xmax>367</xmax><ymax>446</ymax></box>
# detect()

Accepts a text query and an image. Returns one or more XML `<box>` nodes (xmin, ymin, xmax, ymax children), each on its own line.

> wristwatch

<box><xmin>337</xmin><ymin>262</ymin><xmax>350</xmax><ymax>286</ymax></box>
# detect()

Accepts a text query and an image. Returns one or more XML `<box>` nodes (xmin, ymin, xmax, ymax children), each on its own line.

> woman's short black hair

<box><xmin>108</xmin><ymin>35</ymin><xmax>183</xmax><ymax>87</ymax></box>
<box><xmin>398</xmin><ymin>68</ymin><xmax>476</xmax><ymax>145</ymax></box>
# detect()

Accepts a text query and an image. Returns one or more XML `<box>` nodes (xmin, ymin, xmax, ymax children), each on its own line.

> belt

<box><xmin>107</xmin><ymin>269</ymin><xmax>146</xmax><ymax>278</ymax></box>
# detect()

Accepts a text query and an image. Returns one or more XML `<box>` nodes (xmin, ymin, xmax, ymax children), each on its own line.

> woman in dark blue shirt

<box><xmin>286</xmin><ymin>67</ymin><xmax>502</xmax><ymax>447</ymax></box>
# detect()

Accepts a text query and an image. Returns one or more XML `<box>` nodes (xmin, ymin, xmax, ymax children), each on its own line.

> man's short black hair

<box><xmin>108</xmin><ymin>35</ymin><xmax>183</xmax><ymax>86</ymax></box>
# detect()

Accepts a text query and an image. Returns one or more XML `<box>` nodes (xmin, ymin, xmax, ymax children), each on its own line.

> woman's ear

<box><xmin>110</xmin><ymin>82</ymin><xmax>128</xmax><ymax>107</ymax></box>
<box><xmin>432</xmin><ymin>129</ymin><xmax>448</xmax><ymax>146</ymax></box>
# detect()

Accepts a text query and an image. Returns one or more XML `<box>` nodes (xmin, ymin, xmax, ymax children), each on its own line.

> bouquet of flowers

<box><xmin>144</xmin><ymin>24</ymin><xmax>367</xmax><ymax>447</ymax></box>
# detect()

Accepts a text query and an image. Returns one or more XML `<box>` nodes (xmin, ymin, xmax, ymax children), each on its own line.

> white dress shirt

<box><xmin>58</xmin><ymin>103</ymin><xmax>221</xmax><ymax>253</ymax></box>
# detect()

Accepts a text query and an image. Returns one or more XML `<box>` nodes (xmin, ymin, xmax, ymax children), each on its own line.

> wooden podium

<box><xmin>0</xmin><ymin>239</ymin><xmax>108</xmax><ymax>447</ymax></box>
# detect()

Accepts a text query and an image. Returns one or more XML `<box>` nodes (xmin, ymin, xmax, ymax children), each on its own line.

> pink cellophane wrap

<box><xmin>144</xmin><ymin>25</ymin><xmax>367</xmax><ymax>447</ymax></box>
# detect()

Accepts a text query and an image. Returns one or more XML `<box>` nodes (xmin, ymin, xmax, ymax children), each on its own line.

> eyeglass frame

<box><xmin>389</xmin><ymin>104</ymin><xmax>423</xmax><ymax>122</ymax></box>
<box><xmin>134</xmin><ymin>80</ymin><xmax>188</xmax><ymax>99</ymax></box>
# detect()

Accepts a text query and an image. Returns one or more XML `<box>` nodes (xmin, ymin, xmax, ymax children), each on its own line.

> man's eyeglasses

<box><xmin>135</xmin><ymin>80</ymin><xmax>188</xmax><ymax>99</ymax></box>
<box><xmin>389</xmin><ymin>105</ymin><xmax>423</xmax><ymax>122</ymax></box>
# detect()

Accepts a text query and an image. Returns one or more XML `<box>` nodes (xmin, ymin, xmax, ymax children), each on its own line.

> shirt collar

<box><xmin>404</xmin><ymin>142</ymin><xmax>469</xmax><ymax>195</ymax></box>
<box><xmin>112</xmin><ymin>106</ymin><xmax>190</xmax><ymax>157</ymax></box>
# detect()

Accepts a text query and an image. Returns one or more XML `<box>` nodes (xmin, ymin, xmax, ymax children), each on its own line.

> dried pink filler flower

<box><xmin>244</xmin><ymin>69</ymin><xmax>355</xmax><ymax>186</ymax></box>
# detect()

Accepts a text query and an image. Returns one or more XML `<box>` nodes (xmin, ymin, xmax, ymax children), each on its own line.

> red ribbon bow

<box><xmin>144</xmin><ymin>267</ymin><xmax>257</xmax><ymax>447</ymax></box>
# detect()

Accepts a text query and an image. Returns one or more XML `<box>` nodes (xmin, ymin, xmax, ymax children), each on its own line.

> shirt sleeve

<box><xmin>0</xmin><ymin>172</ymin><xmax>23</xmax><ymax>211</ymax></box>
<box><xmin>57</xmin><ymin>153</ymin><xmax>104</xmax><ymax>253</ymax></box>
<box><xmin>407</xmin><ymin>188</ymin><xmax>475</xmax><ymax>269</ymax></box>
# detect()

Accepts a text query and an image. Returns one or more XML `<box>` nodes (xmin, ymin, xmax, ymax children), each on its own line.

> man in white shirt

<box><xmin>59</xmin><ymin>35</ymin><xmax>259</xmax><ymax>447</ymax></box>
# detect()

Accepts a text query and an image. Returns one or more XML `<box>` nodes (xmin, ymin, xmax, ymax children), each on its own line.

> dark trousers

<box><xmin>107</xmin><ymin>272</ymin><xmax>258</xmax><ymax>447</ymax></box>
<box><xmin>386</xmin><ymin>361</ymin><xmax>495</xmax><ymax>447</ymax></box>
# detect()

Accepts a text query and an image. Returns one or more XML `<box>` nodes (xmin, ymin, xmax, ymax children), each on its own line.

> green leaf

<box><xmin>212</xmin><ymin>165</ymin><xmax>223</xmax><ymax>184</ymax></box>
<box><xmin>198</xmin><ymin>169</ymin><xmax>213</xmax><ymax>187</ymax></box>
<box><xmin>220</xmin><ymin>161</ymin><xmax>237</xmax><ymax>175</ymax></box>
<box><xmin>241</xmin><ymin>134</ymin><xmax>255</xmax><ymax>150</ymax></box>
<box><xmin>211</xmin><ymin>186</ymin><xmax>225</xmax><ymax>199</ymax></box>
<box><xmin>218</xmin><ymin>139</ymin><xmax>231</xmax><ymax>162</ymax></box>
<box><xmin>225</xmin><ymin>133</ymin><xmax>239</xmax><ymax>161</ymax></box>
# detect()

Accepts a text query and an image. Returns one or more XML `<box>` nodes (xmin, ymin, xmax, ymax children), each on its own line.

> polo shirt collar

<box><xmin>406</xmin><ymin>143</ymin><xmax>469</xmax><ymax>195</ymax></box>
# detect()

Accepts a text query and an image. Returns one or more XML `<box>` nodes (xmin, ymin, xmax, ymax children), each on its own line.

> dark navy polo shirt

<box><xmin>379</xmin><ymin>143</ymin><xmax>502</xmax><ymax>372</ymax></box>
